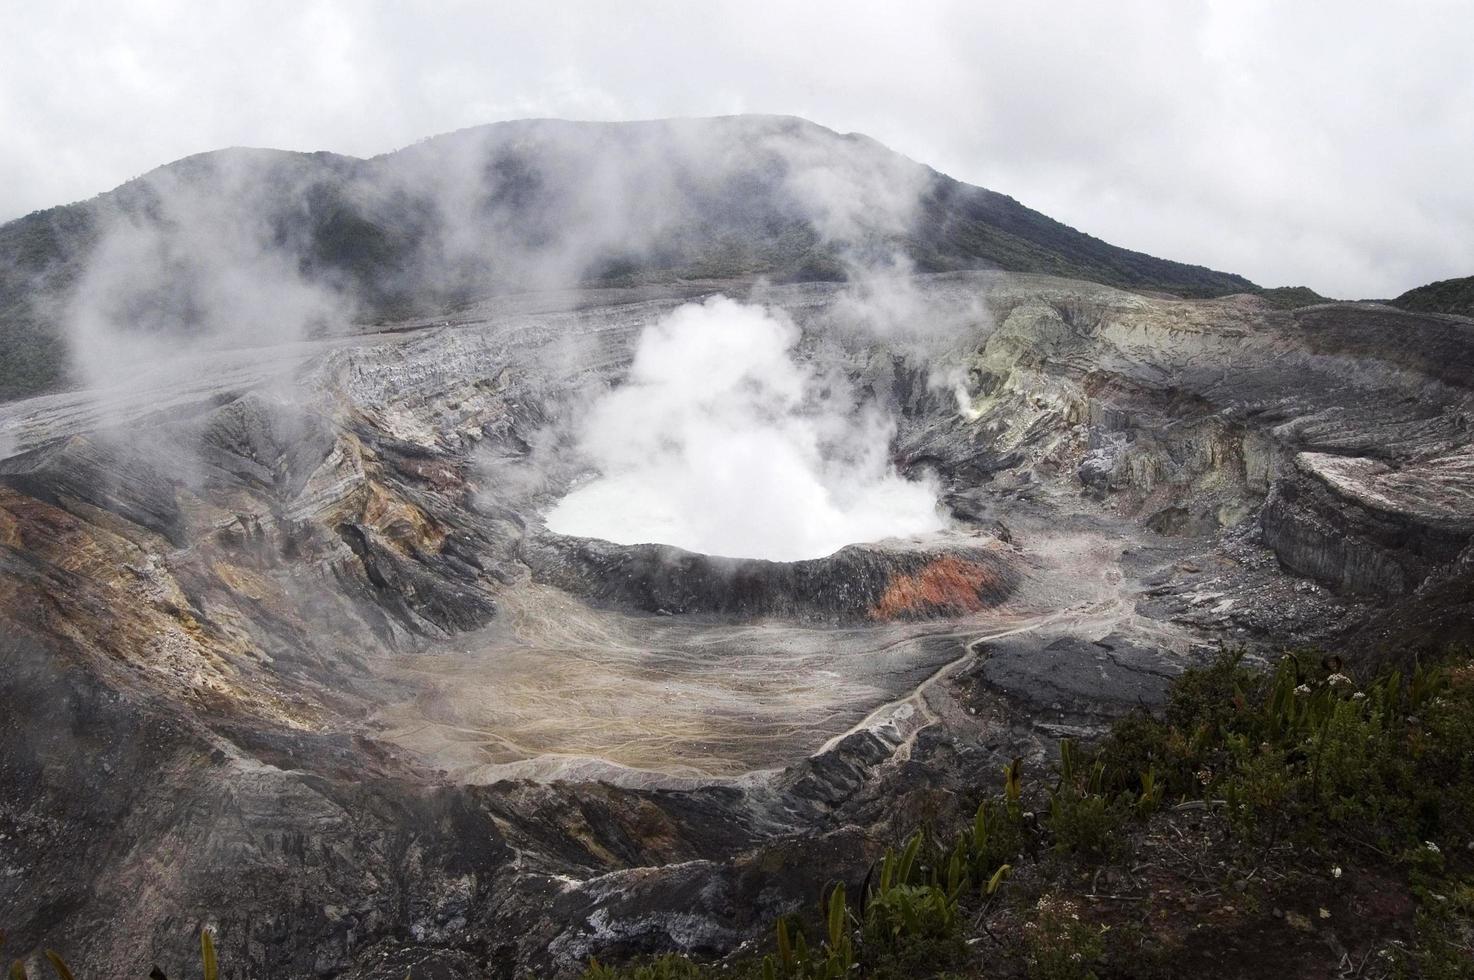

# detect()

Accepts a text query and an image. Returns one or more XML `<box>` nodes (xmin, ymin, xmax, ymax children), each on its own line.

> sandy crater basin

<box><xmin>372</xmin><ymin>583</ymin><xmax>1035</xmax><ymax>784</ymax></box>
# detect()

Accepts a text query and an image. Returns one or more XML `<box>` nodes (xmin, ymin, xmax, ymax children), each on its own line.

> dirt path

<box><xmin>817</xmin><ymin>596</ymin><xmax>1128</xmax><ymax>758</ymax></box>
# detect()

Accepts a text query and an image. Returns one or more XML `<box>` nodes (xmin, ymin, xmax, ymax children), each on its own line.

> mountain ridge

<box><xmin>0</xmin><ymin>114</ymin><xmax>1259</xmax><ymax>402</ymax></box>
<box><xmin>1391</xmin><ymin>273</ymin><xmax>1474</xmax><ymax>318</ymax></box>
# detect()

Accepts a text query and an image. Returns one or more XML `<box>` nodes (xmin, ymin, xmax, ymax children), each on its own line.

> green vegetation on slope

<box><xmin>908</xmin><ymin>177</ymin><xmax>1256</xmax><ymax>299</ymax></box>
<box><xmin>0</xmin><ymin>201</ymin><xmax>97</xmax><ymax>400</ymax></box>
<box><xmin>1393</xmin><ymin>276</ymin><xmax>1474</xmax><ymax>319</ymax></box>
<box><xmin>587</xmin><ymin>649</ymin><xmax>1474</xmax><ymax>980</ymax></box>
<box><xmin>1256</xmin><ymin>285</ymin><xmax>1331</xmax><ymax>309</ymax></box>
<box><xmin>7</xmin><ymin>649</ymin><xmax>1471</xmax><ymax>978</ymax></box>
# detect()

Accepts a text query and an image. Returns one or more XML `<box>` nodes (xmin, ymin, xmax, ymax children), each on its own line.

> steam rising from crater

<box><xmin>545</xmin><ymin>296</ymin><xmax>945</xmax><ymax>561</ymax></box>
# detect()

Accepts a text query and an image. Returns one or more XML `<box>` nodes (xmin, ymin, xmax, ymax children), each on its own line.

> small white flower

<box><xmin>1351</xmin><ymin>691</ymin><xmax>1367</xmax><ymax>701</ymax></box>
<box><xmin>1332</xmin><ymin>866</ymin><xmax>1343</xmax><ymax>879</ymax></box>
<box><xmin>1327</xmin><ymin>673</ymin><xmax>1352</xmax><ymax>688</ymax></box>
<box><xmin>1425</xmin><ymin>841</ymin><xmax>1441</xmax><ymax>854</ymax></box>
<box><xmin>1295</xmin><ymin>683</ymin><xmax>1311</xmax><ymax>695</ymax></box>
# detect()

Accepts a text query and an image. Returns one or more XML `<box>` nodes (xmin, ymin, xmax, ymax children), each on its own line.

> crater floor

<box><xmin>370</xmin><ymin>521</ymin><xmax>1129</xmax><ymax>785</ymax></box>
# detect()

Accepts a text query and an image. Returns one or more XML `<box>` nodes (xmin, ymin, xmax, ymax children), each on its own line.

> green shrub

<box><xmin>585</xmin><ymin>955</ymin><xmax>722</xmax><ymax>980</ymax></box>
<box><xmin>1045</xmin><ymin>740</ymin><xmax>1135</xmax><ymax>860</ymax></box>
<box><xmin>1083</xmin><ymin>648</ymin><xmax>1474</xmax><ymax>857</ymax></box>
<box><xmin>762</xmin><ymin>884</ymin><xmax>854</xmax><ymax>980</ymax></box>
<box><xmin>861</xmin><ymin>834</ymin><xmax>969</xmax><ymax>951</ymax></box>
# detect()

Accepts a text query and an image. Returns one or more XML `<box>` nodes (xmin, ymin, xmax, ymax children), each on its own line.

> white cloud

<box><xmin>1</xmin><ymin>0</ymin><xmax>1471</xmax><ymax>296</ymax></box>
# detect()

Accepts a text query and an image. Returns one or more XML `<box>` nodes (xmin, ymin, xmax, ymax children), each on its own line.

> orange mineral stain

<box><xmin>869</xmin><ymin>556</ymin><xmax>1003</xmax><ymax>621</ymax></box>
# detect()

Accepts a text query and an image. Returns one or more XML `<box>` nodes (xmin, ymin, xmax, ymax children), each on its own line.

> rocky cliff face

<box><xmin>0</xmin><ymin>272</ymin><xmax>1470</xmax><ymax>977</ymax></box>
<box><xmin>526</xmin><ymin>533</ymin><xmax>1019</xmax><ymax>621</ymax></box>
<box><xmin>931</xmin><ymin>280</ymin><xmax>1474</xmax><ymax>618</ymax></box>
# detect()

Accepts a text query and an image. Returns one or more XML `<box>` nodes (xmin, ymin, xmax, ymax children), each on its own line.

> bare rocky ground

<box><xmin>0</xmin><ymin>272</ymin><xmax>1471</xmax><ymax>977</ymax></box>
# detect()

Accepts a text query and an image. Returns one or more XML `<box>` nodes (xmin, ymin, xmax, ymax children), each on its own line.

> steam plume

<box><xmin>544</xmin><ymin>296</ymin><xmax>944</xmax><ymax>560</ymax></box>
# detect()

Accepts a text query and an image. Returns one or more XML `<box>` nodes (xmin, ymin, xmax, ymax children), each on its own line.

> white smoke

<box><xmin>66</xmin><ymin>153</ymin><xmax>352</xmax><ymax>390</ymax></box>
<box><xmin>43</xmin><ymin>117</ymin><xmax>944</xmax><ymax>399</ymax></box>
<box><xmin>544</xmin><ymin>295</ymin><xmax>945</xmax><ymax>561</ymax></box>
<box><xmin>928</xmin><ymin>362</ymin><xmax>985</xmax><ymax>421</ymax></box>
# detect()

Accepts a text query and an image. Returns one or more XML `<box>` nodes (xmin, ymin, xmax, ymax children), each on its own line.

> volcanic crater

<box><xmin>0</xmin><ymin>119</ymin><xmax>1471</xmax><ymax>979</ymax></box>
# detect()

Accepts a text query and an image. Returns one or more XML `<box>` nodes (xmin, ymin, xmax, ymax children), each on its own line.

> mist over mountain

<box><xmin>2</xmin><ymin>110</ymin><xmax>1472</xmax><ymax>980</ymax></box>
<box><xmin>0</xmin><ymin>115</ymin><xmax>1256</xmax><ymax>401</ymax></box>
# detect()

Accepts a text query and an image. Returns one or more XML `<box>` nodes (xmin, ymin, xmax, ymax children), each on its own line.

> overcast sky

<box><xmin>2</xmin><ymin>0</ymin><xmax>1470</xmax><ymax>298</ymax></box>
